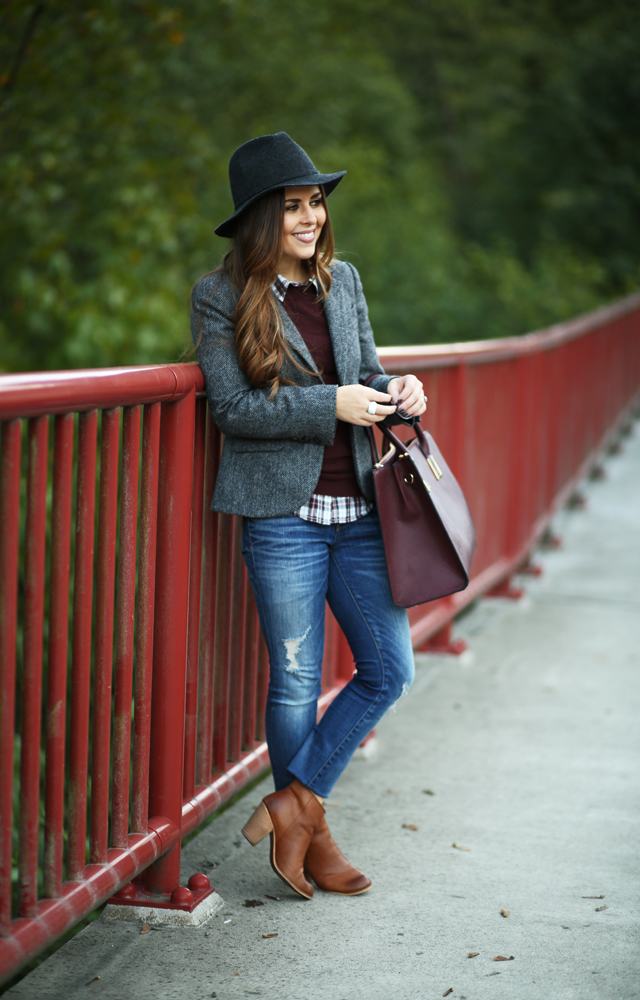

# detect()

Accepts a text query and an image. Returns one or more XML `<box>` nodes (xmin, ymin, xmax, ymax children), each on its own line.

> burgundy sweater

<box><xmin>282</xmin><ymin>284</ymin><xmax>362</xmax><ymax>498</ymax></box>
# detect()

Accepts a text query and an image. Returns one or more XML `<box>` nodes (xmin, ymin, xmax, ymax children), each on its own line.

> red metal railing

<box><xmin>1</xmin><ymin>293</ymin><xmax>640</xmax><ymax>982</ymax></box>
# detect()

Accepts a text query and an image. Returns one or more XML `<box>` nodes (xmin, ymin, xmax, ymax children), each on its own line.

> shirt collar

<box><xmin>272</xmin><ymin>273</ymin><xmax>319</xmax><ymax>303</ymax></box>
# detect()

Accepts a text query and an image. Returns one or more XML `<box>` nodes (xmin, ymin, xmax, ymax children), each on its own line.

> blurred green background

<box><xmin>2</xmin><ymin>0</ymin><xmax>639</xmax><ymax>372</ymax></box>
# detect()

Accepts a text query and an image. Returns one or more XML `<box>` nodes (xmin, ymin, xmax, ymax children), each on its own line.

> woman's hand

<box><xmin>336</xmin><ymin>385</ymin><xmax>398</xmax><ymax>426</ymax></box>
<box><xmin>386</xmin><ymin>375</ymin><xmax>427</xmax><ymax>419</ymax></box>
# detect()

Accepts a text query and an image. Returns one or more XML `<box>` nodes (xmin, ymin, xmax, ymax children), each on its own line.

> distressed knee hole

<box><xmin>283</xmin><ymin>625</ymin><xmax>311</xmax><ymax>673</ymax></box>
<box><xmin>390</xmin><ymin>680</ymin><xmax>412</xmax><ymax>713</ymax></box>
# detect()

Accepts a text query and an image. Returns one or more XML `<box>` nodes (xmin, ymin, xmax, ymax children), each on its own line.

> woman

<box><xmin>191</xmin><ymin>132</ymin><xmax>427</xmax><ymax>900</ymax></box>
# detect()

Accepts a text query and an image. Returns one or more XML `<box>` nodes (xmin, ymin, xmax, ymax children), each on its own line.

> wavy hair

<box><xmin>213</xmin><ymin>186</ymin><xmax>335</xmax><ymax>395</ymax></box>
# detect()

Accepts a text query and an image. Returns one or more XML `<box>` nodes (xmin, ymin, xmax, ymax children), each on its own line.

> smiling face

<box><xmin>277</xmin><ymin>185</ymin><xmax>327</xmax><ymax>282</ymax></box>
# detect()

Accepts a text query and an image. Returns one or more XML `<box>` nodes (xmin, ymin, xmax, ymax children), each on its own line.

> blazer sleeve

<box><xmin>346</xmin><ymin>263</ymin><xmax>416</xmax><ymax>428</ymax></box>
<box><xmin>191</xmin><ymin>274</ymin><xmax>338</xmax><ymax>445</ymax></box>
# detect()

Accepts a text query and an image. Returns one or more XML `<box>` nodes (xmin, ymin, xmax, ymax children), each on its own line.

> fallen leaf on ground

<box><xmin>443</xmin><ymin>990</ymin><xmax>454</xmax><ymax>997</ymax></box>
<box><xmin>452</xmin><ymin>842</ymin><xmax>470</xmax><ymax>851</ymax></box>
<box><xmin>402</xmin><ymin>823</ymin><xmax>418</xmax><ymax>831</ymax></box>
<box><xmin>468</xmin><ymin>952</ymin><xmax>480</xmax><ymax>959</ymax></box>
<box><xmin>265</xmin><ymin>894</ymin><xmax>280</xmax><ymax>901</ymax></box>
<box><xmin>140</xmin><ymin>925</ymin><xmax>151</xmax><ymax>935</ymax></box>
<box><xmin>500</xmin><ymin>909</ymin><xmax>510</xmax><ymax>918</ymax></box>
<box><xmin>582</xmin><ymin>894</ymin><xmax>604</xmax><ymax>899</ymax></box>
<box><xmin>493</xmin><ymin>955</ymin><xmax>515</xmax><ymax>962</ymax></box>
<box><xmin>422</xmin><ymin>789</ymin><xmax>436</xmax><ymax>795</ymax></box>
<box><xmin>262</xmin><ymin>932</ymin><xmax>278</xmax><ymax>938</ymax></box>
<box><xmin>243</xmin><ymin>899</ymin><xmax>264</xmax><ymax>907</ymax></box>
<box><xmin>325</xmin><ymin>802</ymin><xmax>341</xmax><ymax>807</ymax></box>
<box><xmin>85</xmin><ymin>977</ymin><xmax>100</xmax><ymax>985</ymax></box>
<box><xmin>595</xmin><ymin>905</ymin><xmax>609</xmax><ymax>912</ymax></box>
<box><xmin>387</xmin><ymin>789</ymin><xmax>399</xmax><ymax>795</ymax></box>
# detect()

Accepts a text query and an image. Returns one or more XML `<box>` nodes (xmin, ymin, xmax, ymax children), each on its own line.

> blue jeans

<box><xmin>242</xmin><ymin>509</ymin><xmax>415</xmax><ymax>797</ymax></box>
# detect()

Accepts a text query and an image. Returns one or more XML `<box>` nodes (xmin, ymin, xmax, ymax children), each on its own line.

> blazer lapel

<box><xmin>325</xmin><ymin>280</ymin><xmax>354</xmax><ymax>387</ymax></box>
<box><xmin>276</xmin><ymin>300</ymin><xmax>318</xmax><ymax>372</ymax></box>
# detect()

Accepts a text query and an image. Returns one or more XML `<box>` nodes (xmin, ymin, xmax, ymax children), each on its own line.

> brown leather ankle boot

<box><xmin>304</xmin><ymin>816</ymin><xmax>371</xmax><ymax>895</ymax></box>
<box><xmin>242</xmin><ymin>779</ymin><xmax>324</xmax><ymax>899</ymax></box>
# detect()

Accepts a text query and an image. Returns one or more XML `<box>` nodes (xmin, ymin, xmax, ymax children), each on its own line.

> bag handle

<box><xmin>367</xmin><ymin>420</ymin><xmax>429</xmax><ymax>468</ymax></box>
<box><xmin>412</xmin><ymin>422</ymin><xmax>431</xmax><ymax>458</ymax></box>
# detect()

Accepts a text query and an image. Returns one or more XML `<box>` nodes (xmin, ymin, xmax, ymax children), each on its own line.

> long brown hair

<box><xmin>218</xmin><ymin>186</ymin><xmax>335</xmax><ymax>395</ymax></box>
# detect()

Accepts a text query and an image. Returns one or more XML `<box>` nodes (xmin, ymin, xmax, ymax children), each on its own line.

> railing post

<box><xmin>144</xmin><ymin>389</ymin><xmax>196</xmax><ymax>898</ymax></box>
<box><xmin>0</xmin><ymin>420</ymin><xmax>22</xmax><ymax>933</ymax></box>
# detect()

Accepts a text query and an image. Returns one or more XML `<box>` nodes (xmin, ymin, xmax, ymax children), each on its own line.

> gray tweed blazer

<box><xmin>191</xmin><ymin>260</ymin><xmax>408</xmax><ymax>518</ymax></box>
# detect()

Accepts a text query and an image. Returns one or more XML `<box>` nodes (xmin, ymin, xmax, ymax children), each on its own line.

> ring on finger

<box><xmin>367</xmin><ymin>401</ymin><xmax>378</xmax><ymax>415</ymax></box>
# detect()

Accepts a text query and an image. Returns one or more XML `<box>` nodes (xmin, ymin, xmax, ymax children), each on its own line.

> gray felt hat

<box><xmin>215</xmin><ymin>132</ymin><xmax>346</xmax><ymax>238</ymax></box>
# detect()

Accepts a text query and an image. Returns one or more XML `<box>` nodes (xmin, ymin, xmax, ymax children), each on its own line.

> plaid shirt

<box><xmin>272</xmin><ymin>274</ymin><xmax>373</xmax><ymax>525</ymax></box>
<box><xmin>295</xmin><ymin>493</ymin><xmax>372</xmax><ymax>525</ymax></box>
<box><xmin>272</xmin><ymin>272</ymin><xmax>319</xmax><ymax>303</ymax></box>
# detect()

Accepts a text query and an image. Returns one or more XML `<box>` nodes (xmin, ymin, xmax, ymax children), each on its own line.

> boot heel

<box><xmin>242</xmin><ymin>802</ymin><xmax>273</xmax><ymax>846</ymax></box>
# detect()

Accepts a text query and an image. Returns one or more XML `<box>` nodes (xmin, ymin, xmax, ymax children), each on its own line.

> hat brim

<box><xmin>214</xmin><ymin>170</ymin><xmax>346</xmax><ymax>238</ymax></box>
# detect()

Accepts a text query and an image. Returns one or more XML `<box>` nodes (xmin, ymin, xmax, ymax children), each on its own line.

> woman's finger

<box><xmin>366</xmin><ymin>403</ymin><xmax>397</xmax><ymax>417</ymax></box>
<box><xmin>402</xmin><ymin>392</ymin><xmax>426</xmax><ymax>413</ymax></box>
<box><xmin>394</xmin><ymin>376</ymin><xmax>425</xmax><ymax>417</ymax></box>
<box><xmin>401</xmin><ymin>397</ymin><xmax>427</xmax><ymax>418</ymax></box>
<box><xmin>401</xmin><ymin>391</ymin><xmax>424</xmax><ymax>408</ymax></box>
<box><xmin>360</xmin><ymin>406</ymin><xmax>397</xmax><ymax>426</ymax></box>
<box><xmin>400</xmin><ymin>388</ymin><xmax>421</xmax><ymax>409</ymax></box>
<box><xmin>400</xmin><ymin>404</ymin><xmax>426</xmax><ymax>419</ymax></box>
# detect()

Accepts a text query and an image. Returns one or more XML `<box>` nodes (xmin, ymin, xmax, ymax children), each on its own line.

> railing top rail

<box><xmin>0</xmin><ymin>363</ymin><xmax>205</xmax><ymax>421</ymax></box>
<box><xmin>378</xmin><ymin>290</ymin><xmax>640</xmax><ymax>371</ymax></box>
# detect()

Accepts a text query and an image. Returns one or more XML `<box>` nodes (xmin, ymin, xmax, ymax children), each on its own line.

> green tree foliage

<box><xmin>377</xmin><ymin>0</ymin><xmax>640</xmax><ymax>282</ymax></box>
<box><xmin>1</xmin><ymin>1</ymin><xmax>638</xmax><ymax>371</ymax></box>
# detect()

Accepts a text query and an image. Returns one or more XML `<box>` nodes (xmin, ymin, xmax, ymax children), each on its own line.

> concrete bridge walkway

<box><xmin>7</xmin><ymin>420</ymin><xmax>640</xmax><ymax>1000</ymax></box>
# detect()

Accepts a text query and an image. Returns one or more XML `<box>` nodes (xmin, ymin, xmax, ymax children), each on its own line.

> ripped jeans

<box><xmin>242</xmin><ymin>509</ymin><xmax>415</xmax><ymax>798</ymax></box>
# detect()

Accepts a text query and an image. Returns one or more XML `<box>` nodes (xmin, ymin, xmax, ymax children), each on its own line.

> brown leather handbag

<box><xmin>368</xmin><ymin>422</ymin><xmax>477</xmax><ymax>608</ymax></box>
